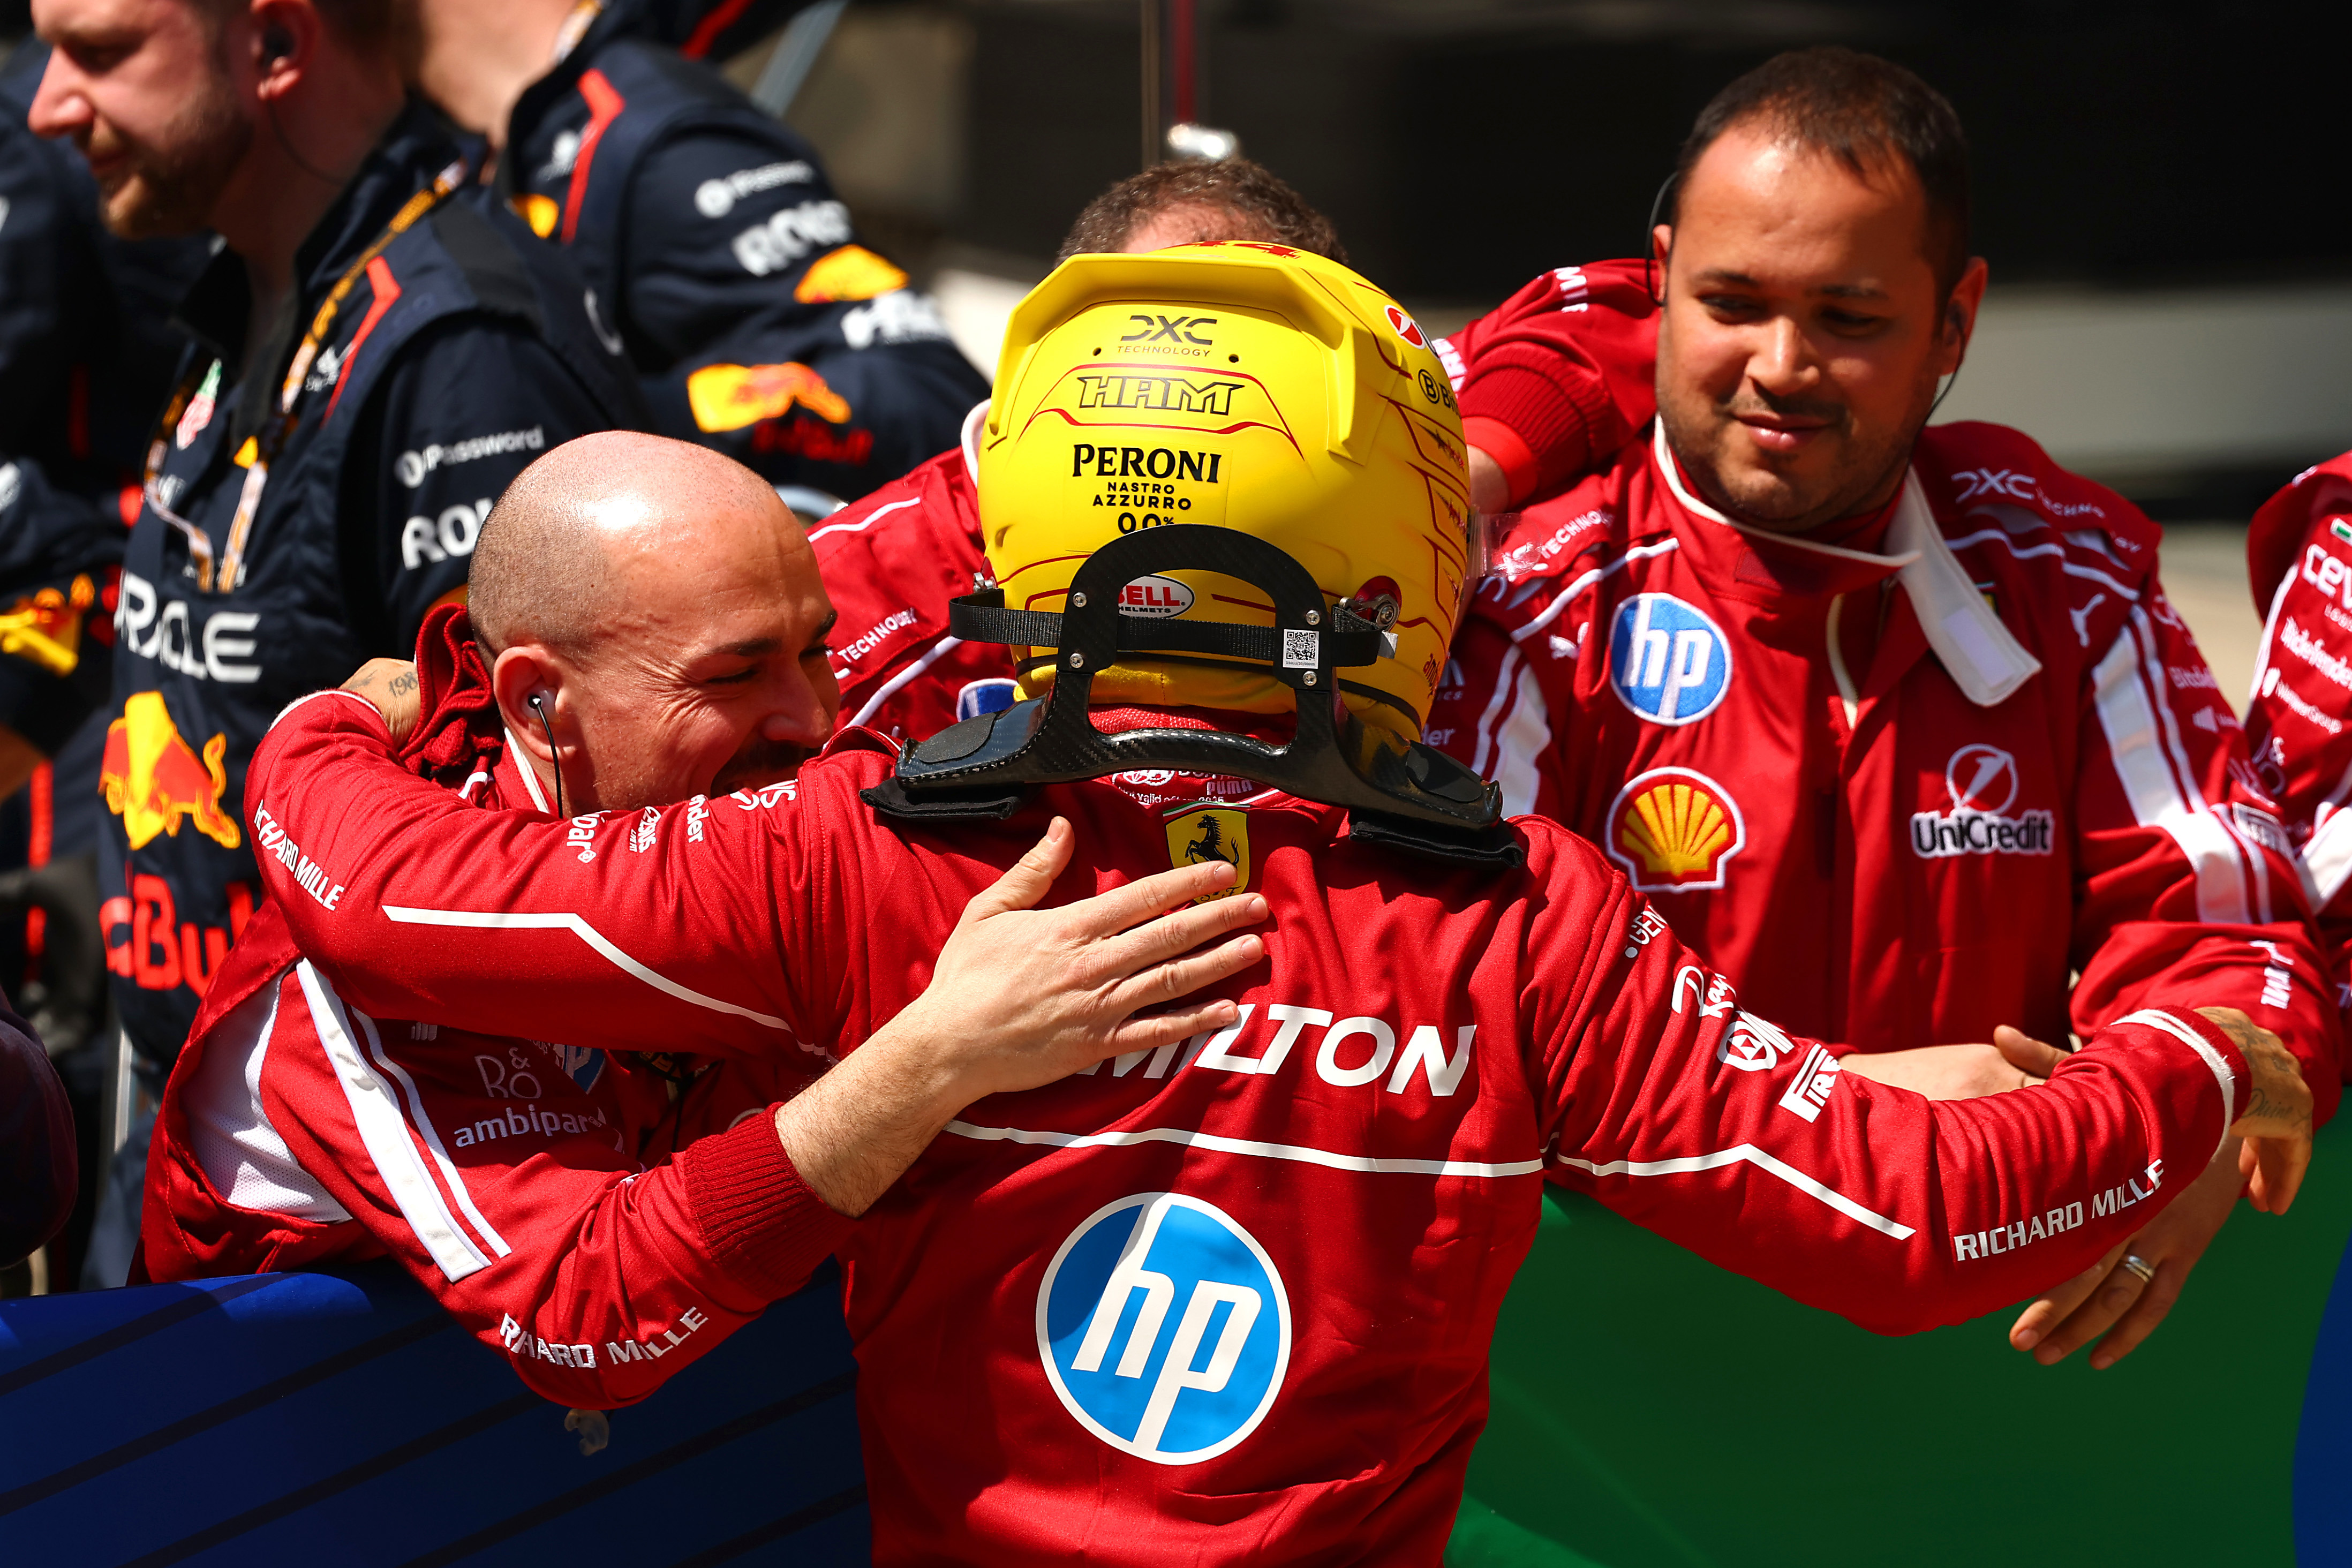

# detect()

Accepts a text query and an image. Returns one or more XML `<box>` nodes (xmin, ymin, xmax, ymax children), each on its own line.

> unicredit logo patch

<box><xmin>1911</xmin><ymin>743</ymin><xmax>2054</xmax><ymax>857</ymax></box>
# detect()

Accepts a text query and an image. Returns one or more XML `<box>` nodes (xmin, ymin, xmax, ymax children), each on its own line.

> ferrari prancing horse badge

<box><xmin>1164</xmin><ymin>808</ymin><xmax>1250</xmax><ymax>903</ymax></box>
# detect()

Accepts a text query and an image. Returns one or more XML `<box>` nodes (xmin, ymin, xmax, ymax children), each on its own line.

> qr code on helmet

<box><xmin>1283</xmin><ymin>629</ymin><xmax>1320</xmax><ymax>669</ymax></box>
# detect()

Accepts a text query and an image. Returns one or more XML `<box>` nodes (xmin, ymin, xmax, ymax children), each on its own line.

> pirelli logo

<box><xmin>1073</xmin><ymin>374</ymin><xmax>1243</xmax><ymax>416</ymax></box>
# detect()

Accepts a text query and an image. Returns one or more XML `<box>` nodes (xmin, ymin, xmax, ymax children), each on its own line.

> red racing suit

<box><xmin>2244</xmin><ymin>450</ymin><xmax>2352</xmax><ymax>1009</ymax></box>
<box><xmin>1426</xmin><ymin>262</ymin><xmax>2341</xmax><ymax>1110</ymax></box>
<box><xmin>809</xmin><ymin>439</ymin><xmax>1010</xmax><ymax>747</ymax></box>
<box><xmin>239</xmin><ymin>642</ymin><xmax>2258</xmax><ymax>1565</ymax></box>
<box><xmin>138</xmin><ymin>614</ymin><xmax>843</xmax><ymax>1408</ymax></box>
<box><xmin>1437</xmin><ymin>257</ymin><xmax>1661</xmax><ymax>511</ymax></box>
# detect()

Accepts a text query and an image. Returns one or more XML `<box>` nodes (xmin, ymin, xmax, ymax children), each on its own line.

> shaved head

<box><xmin>470</xmin><ymin>431</ymin><xmax>794</xmax><ymax>664</ymax></box>
<box><xmin>466</xmin><ymin>432</ymin><xmax>841</xmax><ymax>813</ymax></box>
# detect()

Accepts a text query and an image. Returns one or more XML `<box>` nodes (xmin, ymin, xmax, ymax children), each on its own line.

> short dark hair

<box><xmin>1057</xmin><ymin>158</ymin><xmax>1348</xmax><ymax>266</ymax></box>
<box><xmin>1668</xmin><ymin>47</ymin><xmax>1971</xmax><ymax>301</ymax></box>
<box><xmin>195</xmin><ymin>0</ymin><xmax>398</xmax><ymax>53</ymax></box>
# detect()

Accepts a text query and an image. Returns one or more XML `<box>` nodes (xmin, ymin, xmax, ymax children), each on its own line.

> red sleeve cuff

<box><xmin>2112</xmin><ymin>1007</ymin><xmax>2253</xmax><ymax>1143</ymax></box>
<box><xmin>679</xmin><ymin>1107</ymin><xmax>854</xmax><ymax>1301</ymax></box>
<box><xmin>1458</xmin><ymin>351</ymin><xmax>1622</xmax><ymax>504</ymax></box>
<box><xmin>1461</xmin><ymin>417</ymin><xmax>1539</xmax><ymax>509</ymax></box>
<box><xmin>2176</xmin><ymin>1009</ymin><xmax>2256</xmax><ymax>1127</ymax></box>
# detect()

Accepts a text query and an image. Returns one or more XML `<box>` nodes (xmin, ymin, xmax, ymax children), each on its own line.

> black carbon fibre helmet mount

<box><xmin>860</xmin><ymin>525</ymin><xmax>1520</xmax><ymax>866</ymax></box>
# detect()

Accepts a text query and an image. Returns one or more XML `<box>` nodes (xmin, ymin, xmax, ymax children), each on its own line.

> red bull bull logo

<box><xmin>100</xmin><ymin>691</ymin><xmax>242</xmax><ymax>851</ymax></box>
<box><xmin>684</xmin><ymin>361</ymin><xmax>853</xmax><ymax>433</ymax></box>
<box><xmin>0</xmin><ymin>574</ymin><xmax>96</xmax><ymax>676</ymax></box>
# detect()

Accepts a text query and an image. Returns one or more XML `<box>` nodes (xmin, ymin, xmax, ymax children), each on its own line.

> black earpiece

<box><xmin>1642</xmin><ymin>172</ymin><xmax>1678</xmax><ymax>308</ymax></box>
<box><xmin>527</xmin><ymin>693</ymin><xmax>566</xmax><ymax>818</ymax></box>
<box><xmin>262</xmin><ymin>24</ymin><xmax>293</xmax><ymax>63</ymax></box>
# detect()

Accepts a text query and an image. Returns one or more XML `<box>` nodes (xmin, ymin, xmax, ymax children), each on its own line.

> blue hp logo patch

<box><xmin>1609</xmin><ymin>593</ymin><xmax>1731</xmax><ymax>725</ymax></box>
<box><xmin>1037</xmin><ymin>1193</ymin><xmax>1291</xmax><ymax>1465</ymax></box>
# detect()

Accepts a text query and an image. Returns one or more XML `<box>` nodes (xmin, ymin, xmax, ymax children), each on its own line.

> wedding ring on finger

<box><xmin>2119</xmin><ymin>1253</ymin><xmax>2157</xmax><ymax>1286</ymax></box>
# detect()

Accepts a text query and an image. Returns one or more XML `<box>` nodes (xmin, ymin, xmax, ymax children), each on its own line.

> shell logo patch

<box><xmin>1605</xmin><ymin>767</ymin><xmax>1744</xmax><ymax>893</ymax></box>
<box><xmin>1165</xmin><ymin>808</ymin><xmax>1250</xmax><ymax>902</ymax></box>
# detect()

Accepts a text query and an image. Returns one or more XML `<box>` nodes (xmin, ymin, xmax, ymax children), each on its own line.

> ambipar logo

<box><xmin>1038</xmin><ymin>1193</ymin><xmax>1291</xmax><ymax>1465</ymax></box>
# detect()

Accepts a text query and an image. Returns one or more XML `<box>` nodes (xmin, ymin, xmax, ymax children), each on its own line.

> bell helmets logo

<box><xmin>1608</xmin><ymin>594</ymin><xmax>1731</xmax><ymax>725</ymax></box>
<box><xmin>1383</xmin><ymin>305</ymin><xmax>1426</xmax><ymax>349</ymax></box>
<box><xmin>1119</xmin><ymin>575</ymin><xmax>1194</xmax><ymax>617</ymax></box>
<box><xmin>100</xmin><ymin>691</ymin><xmax>240</xmax><ymax>851</ymax></box>
<box><xmin>1605</xmin><ymin>767</ymin><xmax>1744</xmax><ymax>893</ymax></box>
<box><xmin>1037</xmin><ymin>1193</ymin><xmax>1291</xmax><ymax>1466</ymax></box>
<box><xmin>1911</xmin><ymin>743</ymin><xmax>2054</xmax><ymax>858</ymax></box>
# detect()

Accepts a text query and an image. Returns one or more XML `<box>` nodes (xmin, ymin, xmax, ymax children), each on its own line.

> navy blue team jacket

<box><xmin>0</xmin><ymin>42</ymin><xmax>208</xmax><ymax>760</ymax></box>
<box><xmin>495</xmin><ymin>1</ymin><xmax>986</xmax><ymax>502</ymax></box>
<box><xmin>102</xmin><ymin>101</ymin><xmax>648</xmax><ymax>1062</ymax></box>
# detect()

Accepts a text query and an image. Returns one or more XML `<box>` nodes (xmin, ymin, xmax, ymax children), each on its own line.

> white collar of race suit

<box><xmin>1650</xmin><ymin>421</ymin><xmax>2041</xmax><ymax>707</ymax></box>
<box><xmin>502</xmin><ymin>725</ymin><xmax>554</xmax><ymax>814</ymax></box>
<box><xmin>961</xmin><ymin>398</ymin><xmax>989</xmax><ymax>487</ymax></box>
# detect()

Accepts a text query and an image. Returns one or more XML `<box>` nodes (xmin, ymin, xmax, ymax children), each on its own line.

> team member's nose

<box><xmin>1747</xmin><ymin>316</ymin><xmax>1818</xmax><ymax>397</ymax></box>
<box><xmin>760</xmin><ymin>670</ymin><xmax>835</xmax><ymax>747</ymax></box>
<box><xmin>27</xmin><ymin>55</ymin><xmax>93</xmax><ymax>139</ymax></box>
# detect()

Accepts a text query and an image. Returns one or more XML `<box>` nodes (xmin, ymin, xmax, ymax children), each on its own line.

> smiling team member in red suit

<box><xmin>1424</xmin><ymin>47</ymin><xmax>2339</xmax><ymax>1371</ymax></box>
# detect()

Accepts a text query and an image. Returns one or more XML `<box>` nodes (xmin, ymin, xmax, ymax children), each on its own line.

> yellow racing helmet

<box><xmin>873</xmin><ymin>243</ymin><xmax>1505</xmax><ymax>847</ymax></box>
<box><xmin>975</xmin><ymin>242</ymin><xmax>1481</xmax><ymax>749</ymax></box>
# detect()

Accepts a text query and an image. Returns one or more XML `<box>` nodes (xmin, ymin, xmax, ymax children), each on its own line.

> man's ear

<box><xmin>1938</xmin><ymin>255</ymin><xmax>1991</xmax><ymax>375</ymax></box>
<box><xmin>248</xmin><ymin>0</ymin><xmax>321</xmax><ymax>100</ymax></box>
<box><xmin>490</xmin><ymin>644</ymin><xmax>565</xmax><ymax>763</ymax></box>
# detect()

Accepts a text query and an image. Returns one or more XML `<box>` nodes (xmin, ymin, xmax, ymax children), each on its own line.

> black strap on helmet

<box><xmin>859</xmin><ymin>525</ymin><xmax>1521</xmax><ymax>867</ymax></box>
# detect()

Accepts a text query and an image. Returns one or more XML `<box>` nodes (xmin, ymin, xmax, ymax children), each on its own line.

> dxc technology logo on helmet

<box><xmin>1608</xmin><ymin>594</ymin><xmax>1730</xmax><ymax>724</ymax></box>
<box><xmin>1038</xmin><ymin>1193</ymin><xmax>1291</xmax><ymax>1465</ymax></box>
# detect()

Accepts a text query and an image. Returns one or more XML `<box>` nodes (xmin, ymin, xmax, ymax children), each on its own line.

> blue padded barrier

<box><xmin>2297</xmin><ymin>1231</ymin><xmax>2352</xmax><ymax>1565</ymax></box>
<box><xmin>0</xmin><ymin>1263</ymin><xmax>867</xmax><ymax>1566</ymax></box>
